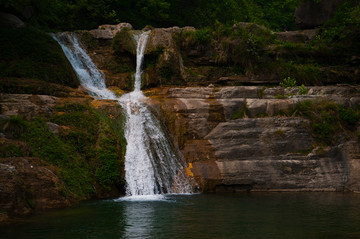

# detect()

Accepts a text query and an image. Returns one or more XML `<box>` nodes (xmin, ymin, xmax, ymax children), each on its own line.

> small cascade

<box><xmin>121</xmin><ymin>31</ymin><xmax>192</xmax><ymax>196</ymax></box>
<box><xmin>51</xmin><ymin>32</ymin><xmax>115</xmax><ymax>100</ymax></box>
<box><xmin>133</xmin><ymin>31</ymin><xmax>150</xmax><ymax>92</ymax></box>
<box><xmin>53</xmin><ymin>31</ymin><xmax>193</xmax><ymax>197</ymax></box>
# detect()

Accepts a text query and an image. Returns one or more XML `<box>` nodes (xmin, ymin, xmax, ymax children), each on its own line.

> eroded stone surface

<box><xmin>148</xmin><ymin>85</ymin><xmax>360</xmax><ymax>192</ymax></box>
<box><xmin>0</xmin><ymin>94</ymin><xmax>59</xmax><ymax>120</ymax></box>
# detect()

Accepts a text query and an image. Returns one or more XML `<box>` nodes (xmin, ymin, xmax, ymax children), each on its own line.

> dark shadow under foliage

<box><xmin>0</xmin><ymin>26</ymin><xmax>78</xmax><ymax>87</ymax></box>
<box><xmin>1</xmin><ymin>0</ymin><xmax>302</xmax><ymax>31</ymax></box>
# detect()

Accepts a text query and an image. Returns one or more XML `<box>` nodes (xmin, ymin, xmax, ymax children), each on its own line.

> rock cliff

<box><xmin>147</xmin><ymin>85</ymin><xmax>360</xmax><ymax>192</ymax></box>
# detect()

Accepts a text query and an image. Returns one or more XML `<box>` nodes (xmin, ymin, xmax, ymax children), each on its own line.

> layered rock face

<box><xmin>148</xmin><ymin>85</ymin><xmax>360</xmax><ymax>192</ymax></box>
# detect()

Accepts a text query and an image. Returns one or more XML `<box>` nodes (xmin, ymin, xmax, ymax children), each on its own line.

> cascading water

<box><xmin>52</xmin><ymin>31</ymin><xmax>193</xmax><ymax>197</ymax></box>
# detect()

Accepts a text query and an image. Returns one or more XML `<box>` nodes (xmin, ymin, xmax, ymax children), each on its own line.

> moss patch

<box><xmin>1</xmin><ymin>101</ymin><xmax>127</xmax><ymax>199</ymax></box>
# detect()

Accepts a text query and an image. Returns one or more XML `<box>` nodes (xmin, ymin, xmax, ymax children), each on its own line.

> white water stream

<box><xmin>53</xmin><ymin>32</ymin><xmax>192</xmax><ymax>196</ymax></box>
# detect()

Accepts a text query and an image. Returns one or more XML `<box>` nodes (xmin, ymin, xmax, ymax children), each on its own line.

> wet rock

<box><xmin>46</xmin><ymin>122</ymin><xmax>60</xmax><ymax>136</ymax></box>
<box><xmin>0</xmin><ymin>157</ymin><xmax>71</xmax><ymax>223</ymax></box>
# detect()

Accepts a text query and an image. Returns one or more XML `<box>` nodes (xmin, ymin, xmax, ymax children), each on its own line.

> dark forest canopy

<box><xmin>0</xmin><ymin>0</ymin><xmax>302</xmax><ymax>31</ymax></box>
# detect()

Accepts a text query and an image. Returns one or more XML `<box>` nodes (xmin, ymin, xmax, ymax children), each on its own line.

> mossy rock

<box><xmin>112</xmin><ymin>28</ymin><xmax>137</xmax><ymax>56</ymax></box>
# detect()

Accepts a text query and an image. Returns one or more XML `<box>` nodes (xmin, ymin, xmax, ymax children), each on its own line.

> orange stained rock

<box><xmin>90</xmin><ymin>99</ymin><xmax>117</xmax><ymax>109</ymax></box>
<box><xmin>185</xmin><ymin>163</ymin><xmax>194</xmax><ymax>177</ymax></box>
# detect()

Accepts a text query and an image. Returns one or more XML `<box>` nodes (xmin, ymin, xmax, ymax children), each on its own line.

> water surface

<box><xmin>1</xmin><ymin>193</ymin><xmax>360</xmax><ymax>239</ymax></box>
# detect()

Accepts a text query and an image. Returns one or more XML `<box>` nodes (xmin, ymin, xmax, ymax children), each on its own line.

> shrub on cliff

<box><xmin>316</xmin><ymin>0</ymin><xmax>360</xmax><ymax>55</ymax></box>
<box><xmin>291</xmin><ymin>100</ymin><xmax>360</xmax><ymax>145</ymax></box>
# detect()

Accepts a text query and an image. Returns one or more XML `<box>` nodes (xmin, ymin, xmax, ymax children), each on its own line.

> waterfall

<box><xmin>51</xmin><ymin>32</ymin><xmax>116</xmax><ymax>100</ymax></box>
<box><xmin>52</xmin><ymin>31</ymin><xmax>193</xmax><ymax>197</ymax></box>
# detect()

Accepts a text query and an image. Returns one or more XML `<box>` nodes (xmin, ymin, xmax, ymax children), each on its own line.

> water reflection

<box><xmin>1</xmin><ymin>193</ymin><xmax>360</xmax><ymax>239</ymax></box>
<box><xmin>123</xmin><ymin>200</ymin><xmax>155</xmax><ymax>238</ymax></box>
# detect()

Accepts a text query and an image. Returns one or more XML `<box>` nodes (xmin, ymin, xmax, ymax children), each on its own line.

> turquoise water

<box><xmin>1</xmin><ymin>193</ymin><xmax>360</xmax><ymax>239</ymax></box>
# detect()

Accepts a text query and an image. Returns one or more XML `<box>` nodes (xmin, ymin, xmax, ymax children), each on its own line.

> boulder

<box><xmin>0</xmin><ymin>157</ymin><xmax>71</xmax><ymax>222</ymax></box>
<box><xmin>295</xmin><ymin>0</ymin><xmax>347</xmax><ymax>29</ymax></box>
<box><xmin>112</xmin><ymin>28</ymin><xmax>137</xmax><ymax>55</ymax></box>
<box><xmin>46</xmin><ymin>122</ymin><xmax>60</xmax><ymax>136</ymax></box>
<box><xmin>142</xmin><ymin>28</ymin><xmax>185</xmax><ymax>87</ymax></box>
<box><xmin>90</xmin><ymin>23</ymin><xmax>133</xmax><ymax>39</ymax></box>
<box><xmin>0</xmin><ymin>12</ymin><xmax>25</xmax><ymax>28</ymax></box>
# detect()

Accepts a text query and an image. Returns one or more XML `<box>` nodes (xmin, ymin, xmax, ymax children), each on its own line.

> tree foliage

<box><xmin>0</xmin><ymin>0</ymin><xmax>303</xmax><ymax>31</ymax></box>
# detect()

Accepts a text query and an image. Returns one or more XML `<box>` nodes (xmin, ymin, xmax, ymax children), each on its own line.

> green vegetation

<box><xmin>314</xmin><ymin>0</ymin><xmax>360</xmax><ymax>55</ymax></box>
<box><xmin>289</xmin><ymin>100</ymin><xmax>360</xmax><ymax>145</ymax></box>
<box><xmin>182</xmin><ymin>28</ymin><xmax>212</xmax><ymax>46</ymax></box>
<box><xmin>0</xmin><ymin>103</ymin><xmax>126</xmax><ymax>199</ymax></box>
<box><xmin>0</xmin><ymin>0</ymin><xmax>303</xmax><ymax>31</ymax></box>
<box><xmin>279</xmin><ymin>78</ymin><xmax>308</xmax><ymax>95</ymax></box>
<box><xmin>0</xmin><ymin>27</ymin><xmax>78</xmax><ymax>88</ymax></box>
<box><xmin>280</xmin><ymin>77</ymin><xmax>297</xmax><ymax>88</ymax></box>
<box><xmin>112</xmin><ymin>28</ymin><xmax>136</xmax><ymax>55</ymax></box>
<box><xmin>298</xmin><ymin>84</ymin><xmax>308</xmax><ymax>95</ymax></box>
<box><xmin>0</xmin><ymin>141</ymin><xmax>25</xmax><ymax>157</ymax></box>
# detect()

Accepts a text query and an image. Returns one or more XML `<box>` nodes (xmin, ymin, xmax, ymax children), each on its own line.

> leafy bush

<box><xmin>339</xmin><ymin>106</ymin><xmax>360</xmax><ymax>125</ymax></box>
<box><xmin>280</xmin><ymin>77</ymin><xmax>297</xmax><ymax>88</ymax></box>
<box><xmin>314</xmin><ymin>1</ymin><xmax>360</xmax><ymax>55</ymax></box>
<box><xmin>298</xmin><ymin>84</ymin><xmax>308</xmax><ymax>95</ymax></box>
<box><xmin>291</xmin><ymin>100</ymin><xmax>360</xmax><ymax>145</ymax></box>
